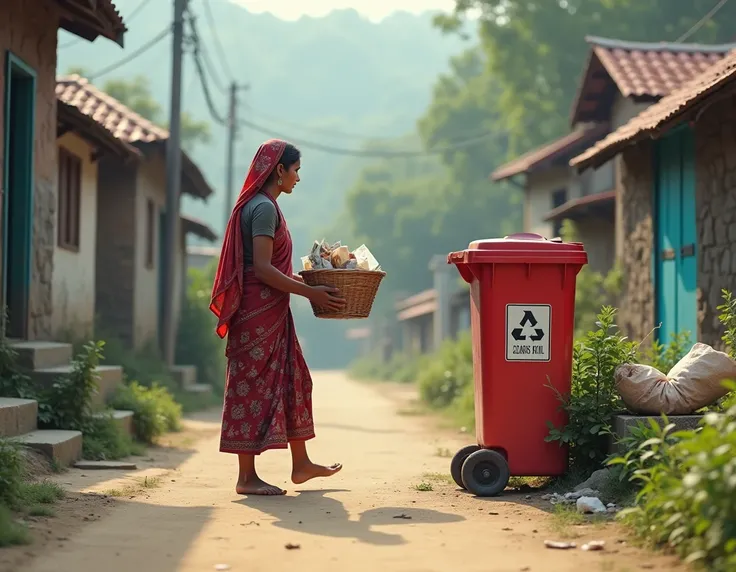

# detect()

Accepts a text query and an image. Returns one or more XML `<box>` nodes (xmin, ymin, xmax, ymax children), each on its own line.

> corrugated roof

<box><xmin>571</xmin><ymin>48</ymin><xmax>736</xmax><ymax>170</ymax></box>
<box><xmin>571</xmin><ymin>36</ymin><xmax>736</xmax><ymax>125</ymax></box>
<box><xmin>56</xmin><ymin>75</ymin><xmax>213</xmax><ymax>200</ymax></box>
<box><xmin>491</xmin><ymin>124</ymin><xmax>608</xmax><ymax>181</ymax></box>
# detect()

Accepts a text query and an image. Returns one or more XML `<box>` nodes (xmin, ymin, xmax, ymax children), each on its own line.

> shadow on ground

<box><xmin>235</xmin><ymin>488</ymin><xmax>465</xmax><ymax>546</ymax></box>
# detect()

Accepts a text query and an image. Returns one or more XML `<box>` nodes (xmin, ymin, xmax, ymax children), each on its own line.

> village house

<box><xmin>491</xmin><ymin>37</ymin><xmax>735</xmax><ymax>275</ymax></box>
<box><xmin>1</xmin><ymin>0</ymin><xmax>126</xmax><ymax>341</ymax></box>
<box><xmin>571</xmin><ymin>48</ymin><xmax>736</xmax><ymax>349</ymax></box>
<box><xmin>55</xmin><ymin>75</ymin><xmax>218</xmax><ymax>351</ymax></box>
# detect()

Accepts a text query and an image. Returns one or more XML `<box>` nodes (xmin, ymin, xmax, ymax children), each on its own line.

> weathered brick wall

<box><xmin>695</xmin><ymin>95</ymin><xmax>736</xmax><ymax>349</ymax></box>
<box><xmin>0</xmin><ymin>0</ymin><xmax>61</xmax><ymax>339</ymax></box>
<box><xmin>95</xmin><ymin>159</ymin><xmax>138</xmax><ymax>346</ymax></box>
<box><xmin>617</xmin><ymin>141</ymin><xmax>656</xmax><ymax>342</ymax></box>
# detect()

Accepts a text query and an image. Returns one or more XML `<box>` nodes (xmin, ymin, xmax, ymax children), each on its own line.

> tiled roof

<box><xmin>571</xmin><ymin>49</ymin><xmax>736</xmax><ymax>170</ymax></box>
<box><xmin>571</xmin><ymin>36</ymin><xmax>736</xmax><ymax>125</ymax></box>
<box><xmin>490</xmin><ymin>124</ymin><xmax>608</xmax><ymax>181</ymax></box>
<box><xmin>181</xmin><ymin>215</ymin><xmax>218</xmax><ymax>242</ymax></box>
<box><xmin>56</xmin><ymin>0</ymin><xmax>127</xmax><ymax>46</ymax></box>
<box><xmin>56</xmin><ymin>75</ymin><xmax>213</xmax><ymax>200</ymax></box>
<box><xmin>544</xmin><ymin>190</ymin><xmax>616</xmax><ymax>222</ymax></box>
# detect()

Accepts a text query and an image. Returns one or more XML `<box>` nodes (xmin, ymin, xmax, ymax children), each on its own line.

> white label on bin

<box><xmin>505</xmin><ymin>304</ymin><xmax>551</xmax><ymax>362</ymax></box>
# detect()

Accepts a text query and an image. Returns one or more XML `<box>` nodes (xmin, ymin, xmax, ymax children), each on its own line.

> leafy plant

<box><xmin>614</xmin><ymin>389</ymin><xmax>736</xmax><ymax>571</ymax></box>
<box><xmin>37</xmin><ymin>341</ymin><xmax>104</xmax><ymax>431</ymax></box>
<box><xmin>0</xmin><ymin>310</ymin><xmax>34</xmax><ymax>399</ymax></box>
<box><xmin>417</xmin><ymin>333</ymin><xmax>474</xmax><ymax>409</ymax></box>
<box><xmin>546</xmin><ymin>306</ymin><xmax>638</xmax><ymax>472</ymax></box>
<box><xmin>0</xmin><ymin>439</ymin><xmax>23</xmax><ymax>506</ymax></box>
<box><xmin>110</xmin><ymin>381</ymin><xmax>182</xmax><ymax>444</ymax></box>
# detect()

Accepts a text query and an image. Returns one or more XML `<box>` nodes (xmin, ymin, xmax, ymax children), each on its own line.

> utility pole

<box><xmin>162</xmin><ymin>0</ymin><xmax>188</xmax><ymax>366</ymax></box>
<box><xmin>223</xmin><ymin>82</ymin><xmax>248</xmax><ymax>230</ymax></box>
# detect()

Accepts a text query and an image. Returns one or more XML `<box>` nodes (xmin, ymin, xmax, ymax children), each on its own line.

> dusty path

<box><xmin>20</xmin><ymin>372</ymin><xmax>683</xmax><ymax>572</ymax></box>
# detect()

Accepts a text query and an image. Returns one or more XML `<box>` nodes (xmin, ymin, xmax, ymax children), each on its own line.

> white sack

<box><xmin>614</xmin><ymin>343</ymin><xmax>736</xmax><ymax>415</ymax></box>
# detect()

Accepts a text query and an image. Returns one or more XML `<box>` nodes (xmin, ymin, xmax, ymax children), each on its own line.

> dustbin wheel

<box><xmin>461</xmin><ymin>449</ymin><xmax>510</xmax><ymax>497</ymax></box>
<box><xmin>450</xmin><ymin>445</ymin><xmax>480</xmax><ymax>489</ymax></box>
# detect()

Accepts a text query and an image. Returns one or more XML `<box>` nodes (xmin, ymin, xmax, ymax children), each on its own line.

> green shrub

<box><xmin>0</xmin><ymin>439</ymin><xmax>22</xmax><ymax>506</ymax></box>
<box><xmin>417</xmin><ymin>333</ymin><xmax>473</xmax><ymax>409</ymax></box>
<box><xmin>640</xmin><ymin>330</ymin><xmax>691</xmax><ymax>373</ymax></box>
<box><xmin>110</xmin><ymin>381</ymin><xmax>182</xmax><ymax>444</ymax></box>
<box><xmin>81</xmin><ymin>415</ymin><xmax>143</xmax><ymax>461</ymax></box>
<box><xmin>0</xmin><ymin>505</ymin><xmax>30</xmax><ymax>547</ymax></box>
<box><xmin>612</xmin><ymin>398</ymin><xmax>736</xmax><ymax>571</ymax></box>
<box><xmin>37</xmin><ymin>341</ymin><xmax>103</xmax><ymax>431</ymax></box>
<box><xmin>0</xmin><ymin>312</ymin><xmax>34</xmax><ymax>399</ymax></box>
<box><xmin>546</xmin><ymin>306</ymin><xmax>638</xmax><ymax>472</ymax></box>
<box><xmin>175</xmin><ymin>263</ymin><xmax>227</xmax><ymax>392</ymax></box>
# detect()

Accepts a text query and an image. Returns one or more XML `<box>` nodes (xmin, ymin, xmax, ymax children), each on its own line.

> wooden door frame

<box><xmin>2</xmin><ymin>51</ymin><xmax>36</xmax><ymax>338</ymax></box>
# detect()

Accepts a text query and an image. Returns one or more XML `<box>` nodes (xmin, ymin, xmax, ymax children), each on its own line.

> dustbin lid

<box><xmin>448</xmin><ymin>233</ymin><xmax>588</xmax><ymax>265</ymax></box>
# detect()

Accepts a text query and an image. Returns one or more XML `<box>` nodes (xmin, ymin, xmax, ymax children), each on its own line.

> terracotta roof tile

<box><xmin>491</xmin><ymin>124</ymin><xmax>608</xmax><ymax>181</ymax></box>
<box><xmin>571</xmin><ymin>49</ymin><xmax>736</xmax><ymax>170</ymax></box>
<box><xmin>56</xmin><ymin>75</ymin><xmax>213</xmax><ymax>200</ymax></box>
<box><xmin>571</xmin><ymin>36</ymin><xmax>736</xmax><ymax>125</ymax></box>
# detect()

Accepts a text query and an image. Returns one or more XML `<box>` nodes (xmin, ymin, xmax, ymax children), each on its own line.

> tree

<box><xmin>64</xmin><ymin>69</ymin><xmax>210</xmax><ymax>152</ymax></box>
<box><xmin>435</xmin><ymin>0</ymin><xmax>736</xmax><ymax>155</ymax></box>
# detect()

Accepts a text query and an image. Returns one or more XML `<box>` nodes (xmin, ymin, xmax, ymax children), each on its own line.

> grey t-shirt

<box><xmin>240</xmin><ymin>193</ymin><xmax>280</xmax><ymax>266</ymax></box>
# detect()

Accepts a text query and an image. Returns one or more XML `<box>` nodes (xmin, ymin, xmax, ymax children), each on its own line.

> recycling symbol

<box><xmin>511</xmin><ymin>310</ymin><xmax>545</xmax><ymax>342</ymax></box>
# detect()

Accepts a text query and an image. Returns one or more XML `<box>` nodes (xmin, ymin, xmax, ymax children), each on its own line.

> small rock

<box><xmin>541</xmin><ymin>494</ymin><xmax>552</xmax><ymax>500</ymax></box>
<box><xmin>393</xmin><ymin>514</ymin><xmax>412</xmax><ymax>520</ymax></box>
<box><xmin>576</xmin><ymin>497</ymin><xmax>607</xmax><ymax>514</ymax></box>
<box><xmin>525</xmin><ymin>495</ymin><xmax>532</xmax><ymax>500</ymax></box>
<box><xmin>214</xmin><ymin>565</ymin><xmax>231</xmax><ymax>571</ymax></box>
<box><xmin>581</xmin><ymin>540</ymin><xmax>606</xmax><ymax>551</ymax></box>
<box><xmin>574</xmin><ymin>468</ymin><xmax>612</xmax><ymax>492</ymax></box>
<box><xmin>502</xmin><ymin>527</ymin><xmax>513</xmax><ymax>531</ymax></box>
<box><xmin>285</xmin><ymin>543</ymin><xmax>301</xmax><ymax>550</ymax></box>
<box><xmin>606</xmin><ymin>503</ymin><xmax>616</xmax><ymax>508</ymax></box>
<box><xmin>564</xmin><ymin>488</ymin><xmax>600</xmax><ymax>500</ymax></box>
<box><xmin>606</xmin><ymin>507</ymin><xmax>618</xmax><ymax>513</ymax></box>
<box><xmin>544</xmin><ymin>540</ymin><xmax>577</xmax><ymax>550</ymax></box>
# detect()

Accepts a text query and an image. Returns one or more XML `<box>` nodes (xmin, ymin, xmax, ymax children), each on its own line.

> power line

<box><xmin>59</xmin><ymin>0</ymin><xmax>154</xmax><ymax>49</ymax></box>
<box><xmin>187</xmin><ymin>12</ymin><xmax>228</xmax><ymax>125</ymax></box>
<box><xmin>238</xmin><ymin>116</ymin><xmax>507</xmax><ymax>158</ymax></box>
<box><xmin>676</xmin><ymin>0</ymin><xmax>729</xmax><ymax>42</ymax></box>
<box><xmin>202</xmin><ymin>0</ymin><xmax>235</xmax><ymax>81</ymax></box>
<box><xmin>88</xmin><ymin>26</ymin><xmax>172</xmax><ymax>80</ymax></box>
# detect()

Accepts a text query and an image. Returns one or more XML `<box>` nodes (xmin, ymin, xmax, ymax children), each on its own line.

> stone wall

<box><xmin>0</xmin><ymin>1</ymin><xmax>61</xmax><ymax>339</ymax></box>
<box><xmin>95</xmin><ymin>159</ymin><xmax>138</xmax><ymax>346</ymax></box>
<box><xmin>694</xmin><ymin>95</ymin><xmax>736</xmax><ymax>349</ymax></box>
<box><xmin>617</xmin><ymin>141</ymin><xmax>656</xmax><ymax>342</ymax></box>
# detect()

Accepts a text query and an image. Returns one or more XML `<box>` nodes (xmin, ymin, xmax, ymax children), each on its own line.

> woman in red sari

<box><xmin>210</xmin><ymin>139</ymin><xmax>345</xmax><ymax>496</ymax></box>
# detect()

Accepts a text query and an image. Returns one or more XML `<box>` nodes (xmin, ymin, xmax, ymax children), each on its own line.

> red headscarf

<box><xmin>210</xmin><ymin>139</ymin><xmax>287</xmax><ymax>338</ymax></box>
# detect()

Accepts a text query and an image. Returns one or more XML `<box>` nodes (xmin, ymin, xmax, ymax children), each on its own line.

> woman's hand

<box><xmin>308</xmin><ymin>285</ymin><xmax>346</xmax><ymax>311</ymax></box>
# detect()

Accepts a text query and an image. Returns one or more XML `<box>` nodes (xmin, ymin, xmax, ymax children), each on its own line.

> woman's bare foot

<box><xmin>291</xmin><ymin>462</ymin><xmax>343</xmax><ymax>485</ymax></box>
<box><xmin>236</xmin><ymin>477</ymin><xmax>286</xmax><ymax>496</ymax></box>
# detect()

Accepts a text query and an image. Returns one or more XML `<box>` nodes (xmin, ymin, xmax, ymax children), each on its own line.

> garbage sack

<box><xmin>615</xmin><ymin>342</ymin><xmax>736</xmax><ymax>415</ymax></box>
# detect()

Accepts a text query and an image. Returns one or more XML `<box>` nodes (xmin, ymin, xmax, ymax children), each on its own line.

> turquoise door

<box><xmin>2</xmin><ymin>53</ymin><xmax>36</xmax><ymax>339</ymax></box>
<box><xmin>655</xmin><ymin>128</ymin><xmax>697</xmax><ymax>345</ymax></box>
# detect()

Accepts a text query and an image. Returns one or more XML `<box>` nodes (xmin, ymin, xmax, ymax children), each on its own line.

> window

<box><xmin>57</xmin><ymin>148</ymin><xmax>82</xmax><ymax>251</ymax></box>
<box><xmin>551</xmin><ymin>188</ymin><xmax>567</xmax><ymax>238</ymax></box>
<box><xmin>145</xmin><ymin>199</ymin><xmax>155</xmax><ymax>269</ymax></box>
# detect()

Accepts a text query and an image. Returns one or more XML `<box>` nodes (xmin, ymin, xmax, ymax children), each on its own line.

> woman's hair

<box><xmin>268</xmin><ymin>143</ymin><xmax>301</xmax><ymax>182</ymax></box>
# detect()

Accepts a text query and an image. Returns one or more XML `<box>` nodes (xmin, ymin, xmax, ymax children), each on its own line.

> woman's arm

<box><xmin>252</xmin><ymin>236</ymin><xmax>345</xmax><ymax>310</ymax></box>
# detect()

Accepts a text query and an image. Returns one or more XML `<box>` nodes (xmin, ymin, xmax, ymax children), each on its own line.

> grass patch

<box><xmin>507</xmin><ymin>476</ymin><xmax>550</xmax><ymax>490</ymax></box>
<box><xmin>16</xmin><ymin>481</ymin><xmax>64</xmax><ymax>506</ymax></box>
<box><xmin>549</xmin><ymin>504</ymin><xmax>586</xmax><ymax>539</ymax></box>
<box><xmin>421</xmin><ymin>472</ymin><xmax>452</xmax><ymax>484</ymax></box>
<box><xmin>414</xmin><ymin>481</ymin><xmax>434</xmax><ymax>492</ymax></box>
<box><xmin>0</xmin><ymin>505</ymin><xmax>31</xmax><ymax>547</ymax></box>
<box><xmin>104</xmin><ymin>475</ymin><xmax>162</xmax><ymax>498</ymax></box>
<box><xmin>26</xmin><ymin>505</ymin><xmax>56</xmax><ymax>518</ymax></box>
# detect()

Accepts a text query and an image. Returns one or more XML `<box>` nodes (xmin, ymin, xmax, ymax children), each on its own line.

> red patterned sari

<box><xmin>210</xmin><ymin>140</ymin><xmax>315</xmax><ymax>455</ymax></box>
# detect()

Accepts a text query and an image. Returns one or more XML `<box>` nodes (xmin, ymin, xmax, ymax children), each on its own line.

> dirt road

<box><xmin>19</xmin><ymin>372</ymin><xmax>683</xmax><ymax>572</ymax></box>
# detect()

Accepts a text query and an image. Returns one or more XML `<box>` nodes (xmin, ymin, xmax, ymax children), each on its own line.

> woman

<box><xmin>210</xmin><ymin>139</ymin><xmax>345</xmax><ymax>496</ymax></box>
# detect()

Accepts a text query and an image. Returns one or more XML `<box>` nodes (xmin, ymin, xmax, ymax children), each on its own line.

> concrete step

<box><xmin>185</xmin><ymin>383</ymin><xmax>212</xmax><ymax>395</ymax></box>
<box><xmin>609</xmin><ymin>414</ymin><xmax>704</xmax><ymax>454</ymax></box>
<box><xmin>9</xmin><ymin>340</ymin><xmax>73</xmax><ymax>370</ymax></box>
<box><xmin>16</xmin><ymin>429</ymin><xmax>83</xmax><ymax>467</ymax></box>
<box><xmin>31</xmin><ymin>365</ymin><xmax>124</xmax><ymax>408</ymax></box>
<box><xmin>0</xmin><ymin>398</ymin><xmax>38</xmax><ymax>438</ymax></box>
<box><xmin>169</xmin><ymin>365</ymin><xmax>197</xmax><ymax>388</ymax></box>
<box><xmin>93</xmin><ymin>409</ymin><xmax>134</xmax><ymax>437</ymax></box>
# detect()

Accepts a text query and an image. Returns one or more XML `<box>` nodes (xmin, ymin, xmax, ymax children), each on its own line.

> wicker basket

<box><xmin>299</xmin><ymin>269</ymin><xmax>386</xmax><ymax>319</ymax></box>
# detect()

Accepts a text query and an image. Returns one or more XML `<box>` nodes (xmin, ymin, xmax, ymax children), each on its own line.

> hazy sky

<box><xmin>229</xmin><ymin>0</ymin><xmax>456</xmax><ymax>21</ymax></box>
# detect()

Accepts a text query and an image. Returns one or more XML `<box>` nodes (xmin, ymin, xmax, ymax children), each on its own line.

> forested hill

<box><xmin>57</xmin><ymin>1</ymin><xmax>473</xmax><ymax>251</ymax></box>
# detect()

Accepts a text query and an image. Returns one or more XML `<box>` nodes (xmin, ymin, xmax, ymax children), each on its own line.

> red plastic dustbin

<box><xmin>447</xmin><ymin>232</ymin><xmax>588</xmax><ymax>496</ymax></box>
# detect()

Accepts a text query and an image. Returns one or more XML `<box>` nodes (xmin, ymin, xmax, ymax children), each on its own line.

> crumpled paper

<box><xmin>301</xmin><ymin>239</ymin><xmax>381</xmax><ymax>271</ymax></box>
